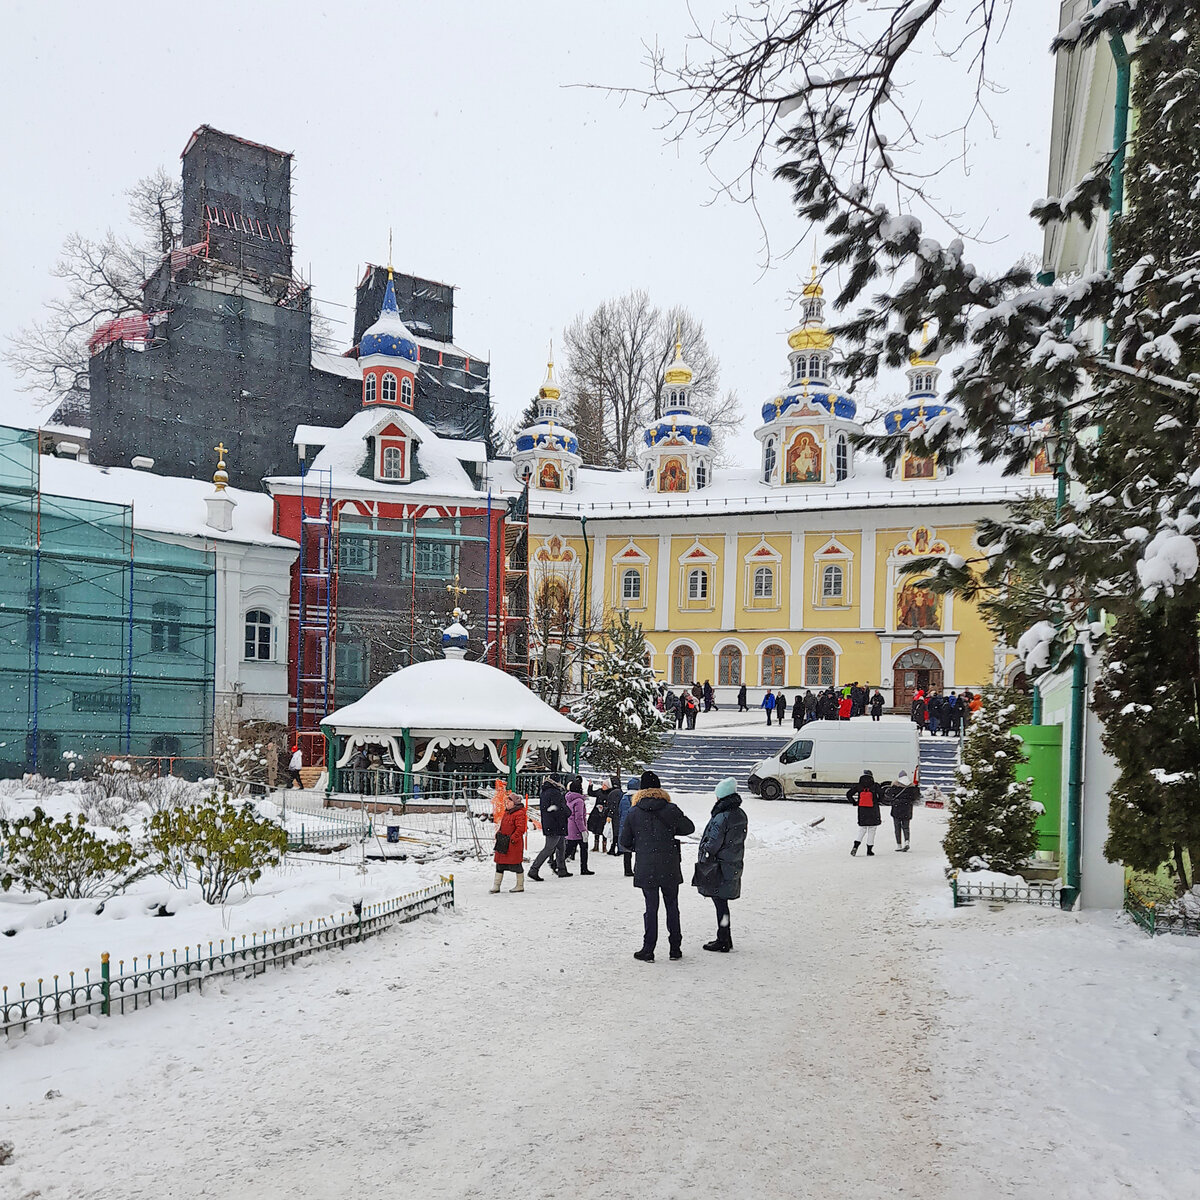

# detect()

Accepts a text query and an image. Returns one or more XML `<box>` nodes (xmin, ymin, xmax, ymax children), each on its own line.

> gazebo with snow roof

<box><xmin>320</xmin><ymin>616</ymin><xmax>586</xmax><ymax>800</ymax></box>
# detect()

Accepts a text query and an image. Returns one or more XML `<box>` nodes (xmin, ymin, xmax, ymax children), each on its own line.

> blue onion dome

<box><xmin>761</xmin><ymin>388</ymin><xmax>858</xmax><ymax>424</ymax></box>
<box><xmin>441</xmin><ymin>611</ymin><xmax>469</xmax><ymax>658</ymax></box>
<box><xmin>883</xmin><ymin>402</ymin><xmax>954</xmax><ymax>434</ymax></box>
<box><xmin>359</xmin><ymin>270</ymin><xmax>419</xmax><ymax>363</ymax></box>
<box><xmin>515</xmin><ymin>426</ymin><xmax>580</xmax><ymax>455</ymax></box>
<box><xmin>643</xmin><ymin>414</ymin><xmax>713</xmax><ymax>449</ymax></box>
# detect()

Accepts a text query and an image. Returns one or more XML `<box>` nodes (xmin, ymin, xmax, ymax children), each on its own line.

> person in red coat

<box><xmin>838</xmin><ymin>693</ymin><xmax>853</xmax><ymax>721</ymax></box>
<box><xmin>491</xmin><ymin>794</ymin><xmax>528</xmax><ymax>893</ymax></box>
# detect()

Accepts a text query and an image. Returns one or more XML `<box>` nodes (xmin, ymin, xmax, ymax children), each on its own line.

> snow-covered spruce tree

<box><xmin>944</xmin><ymin>692</ymin><xmax>1039</xmax><ymax>875</ymax></box>
<box><xmin>1092</xmin><ymin>607</ymin><xmax>1200</xmax><ymax>892</ymax></box>
<box><xmin>571</xmin><ymin>610</ymin><xmax>671</xmax><ymax>780</ymax></box>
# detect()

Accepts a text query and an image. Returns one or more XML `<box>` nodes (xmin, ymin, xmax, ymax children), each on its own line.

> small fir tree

<box><xmin>571</xmin><ymin>610</ymin><xmax>671</xmax><ymax>779</ymax></box>
<box><xmin>944</xmin><ymin>691</ymin><xmax>1039</xmax><ymax>875</ymax></box>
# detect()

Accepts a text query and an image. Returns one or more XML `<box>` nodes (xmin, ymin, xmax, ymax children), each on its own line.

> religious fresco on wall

<box><xmin>902</xmin><ymin>453</ymin><xmax>936</xmax><ymax>480</ymax></box>
<box><xmin>785</xmin><ymin>431</ymin><xmax>823</xmax><ymax>483</ymax></box>
<box><xmin>538</xmin><ymin>459</ymin><xmax>562</xmax><ymax>491</ymax></box>
<box><xmin>658</xmin><ymin>457</ymin><xmax>688</xmax><ymax>492</ymax></box>
<box><xmin>896</xmin><ymin>582</ymin><xmax>941</xmax><ymax>630</ymax></box>
<box><xmin>1031</xmin><ymin>445</ymin><xmax>1053</xmax><ymax>475</ymax></box>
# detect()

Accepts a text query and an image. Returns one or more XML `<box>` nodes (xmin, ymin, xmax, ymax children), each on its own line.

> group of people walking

<box><xmin>846</xmin><ymin>769</ymin><xmax>920</xmax><ymax>855</ymax></box>
<box><xmin>490</xmin><ymin>768</ymin><xmax>749</xmax><ymax>958</ymax></box>
<box><xmin>760</xmin><ymin>682</ymin><xmax>887</xmax><ymax>727</ymax></box>
<box><xmin>910</xmin><ymin>688</ymin><xmax>977</xmax><ymax>737</ymax></box>
<box><xmin>660</xmin><ymin>681</ymin><xmax>717</xmax><ymax>729</ymax></box>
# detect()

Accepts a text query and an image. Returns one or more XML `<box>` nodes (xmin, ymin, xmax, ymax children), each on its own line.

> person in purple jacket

<box><xmin>565</xmin><ymin>776</ymin><xmax>595</xmax><ymax>875</ymax></box>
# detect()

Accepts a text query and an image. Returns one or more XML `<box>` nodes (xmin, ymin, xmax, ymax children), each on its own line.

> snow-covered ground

<box><xmin>3</xmin><ymin>794</ymin><xmax>1198</xmax><ymax>1199</ymax></box>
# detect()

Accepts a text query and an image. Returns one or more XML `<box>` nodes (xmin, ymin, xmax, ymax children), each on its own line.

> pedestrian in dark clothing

<box><xmin>676</xmin><ymin>695</ymin><xmax>687</xmax><ymax>729</ymax></box>
<box><xmin>588</xmin><ymin>777</ymin><xmax>617</xmax><ymax>852</ymax></box>
<box><xmin>702</xmin><ymin>680</ymin><xmax>715</xmax><ymax>712</ymax></box>
<box><xmin>737</xmin><ymin>683</ymin><xmax>748</xmax><ymax>712</ymax></box>
<box><xmin>565</xmin><ymin>776</ymin><xmax>594</xmax><ymax>875</ymax></box>
<box><xmin>911</xmin><ymin>691</ymin><xmax>927</xmax><ymax>735</ymax></box>
<box><xmin>691</xmin><ymin>682</ymin><xmax>703</xmax><ymax>704</ymax></box>
<box><xmin>928</xmin><ymin>693</ymin><xmax>943</xmax><ymax>736</ymax></box>
<box><xmin>693</xmin><ymin>777</ymin><xmax>748</xmax><ymax>952</ymax></box>
<box><xmin>792</xmin><ymin>700</ymin><xmax>804</xmax><ymax>730</ymax></box>
<box><xmin>847</xmin><ymin>769</ymin><xmax>883</xmax><ymax>856</ymax></box>
<box><xmin>886</xmin><ymin>770</ymin><xmax>919</xmax><ymax>851</ymax></box>
<box><xmin>529</xmin><ymin>778</ymin><xmax>570</xmax><ymax>881</ymax></box>
<box><xmin>601</xmin><ymin>775</ymin><xmax>623</xmax><ymax>854</ymax></box>
<box><xmin>804</xmin><ymin>690</ymin><xmax>817</xmax><ymax>723</ymax></box>
<box><xmin>617</xmin><ymin>779</ymin><xmax>637</xmax><ymax>875</ymax></box>
<box><xmin>946</xmin><ymin>692</ymin><xmax>962</xmax><ymax>737</ymax></box>
<box><xmin>869</xmin><ymin>690</ymin><xmax>884</xmax><ymax>721</ymax></box>
<box><xmin>762</xmin><ymin>691</ymin><xmax>776</xmax><ymax>725</ymax></box>
<box><xmin>685</xmin><ymin>693</ymin><xmax>699</xmax><ymax>730</ymax></box>
<box><xmin>620</xmin><ymin>770</ymin><xmax>696</xmax><ymax>962</ymax></box>
<box><xmin>490</xmin><ymin>793</ymin><xmax>527</xmax><ymax>892</ymax></box>
<box><xmin>775</xmin><ymin>692</ymin><xmax>788</xmax><ymax>723</ymax></box>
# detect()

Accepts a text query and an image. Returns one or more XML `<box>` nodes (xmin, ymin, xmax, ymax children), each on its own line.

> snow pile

<box><xmin>1136</xmin><ymin>528</ymin><xmax>1198</xmax><ymax>597</ymax></box>
<box><xmin>1016</xmin><ymin>620</ymin><xmax>1057</xmax><ymax>672</ymax></box>
<box><xmin>750</xmin><ymin>818</ymin><xmax>828</xmax><ymax>852</ymax></box>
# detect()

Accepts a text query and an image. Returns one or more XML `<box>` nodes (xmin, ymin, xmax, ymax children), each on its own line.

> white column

<box><xmin>789</xmin><ymin>530</ymin><xmax>804</xmax><ymax>630</ymax></box>
<box><xmin>590</xmin><ymin>533</ymin><xmax>607</xmax><ymax>625</ymax></box>
<box><xmin>655</xmin><ymin>533</ymin><xmax>671</xmax><ymax>631</ymax></box>
<box><xmin>943</xmin><ymin>638</ymin><xmax>956</xmax><ymax>687</ymax></box>
<box><xmin>858</xmin><ymin>527</ymin><xmax>876</xmax><ymax>628</ymax></box>
<box><xmin>721</xmin><ymin>532</ymin><xmax>737</xmax><ymax>630</ymax></box>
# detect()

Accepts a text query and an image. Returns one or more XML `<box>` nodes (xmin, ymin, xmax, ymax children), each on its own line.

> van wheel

<box><xmin>760</xmin><ymin>778</ymin><xmax>783</xmax><ymax>801</ymax></box>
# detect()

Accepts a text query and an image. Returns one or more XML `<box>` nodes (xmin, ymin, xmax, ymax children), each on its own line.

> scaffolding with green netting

<box><xmin>0</xmin><ymin>425</ymin><xmax>215</xmax><ymax>778</ymax></box>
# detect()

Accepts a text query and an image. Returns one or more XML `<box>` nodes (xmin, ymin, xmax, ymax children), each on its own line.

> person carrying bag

<box><xmin>692</xmin><ymin>777</ymin><xmax>748</xmax><ymax>953</ymax></box>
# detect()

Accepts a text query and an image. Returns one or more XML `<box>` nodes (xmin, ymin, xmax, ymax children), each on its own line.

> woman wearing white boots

<box><xmin>847</xmin><ymin>769</ymin><xmax>883</xmax><ymax>857</ymax></box>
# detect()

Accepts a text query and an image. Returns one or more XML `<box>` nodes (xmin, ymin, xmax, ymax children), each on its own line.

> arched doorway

<box><xmin>893</xmin><ymin>648</ymin><xmax>943</xmax><ymax>711</ymax></box>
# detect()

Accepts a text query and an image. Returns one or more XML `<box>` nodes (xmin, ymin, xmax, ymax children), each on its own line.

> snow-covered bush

<box><xmin>0</xmin><ymin>808</ymin><xmax>144</xmax><ymax>900</ymax></box>
<box><xmin>943</xmin><ymin>691</ymin><xmax>1039</xmax><ymax>875</ymax></box>
<box><xmin>144</xmin><ymin>794</ymin><xmax>288</xmax><ymax>904</ymax></box>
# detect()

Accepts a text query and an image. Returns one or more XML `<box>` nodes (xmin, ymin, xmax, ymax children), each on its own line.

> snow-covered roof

<box><xmin>439</xmin><ymin>438</ymin><xmax>488</xmax><ymax>464</ymax></box>
<box><xmin>321</xmin><ymin>658</ymin><xmax>585</xmax><ymax>740</ymax></box>
<box><xmin>311</xmin><ymin>351</ymin><xmax>361</xmax><ymax>381</ymax></box>
<box><xmin>269</xmin><ymin>408</ymin><xmax>482</xmax><ymax>500</ymax></box>
<box><xmin>491</xmin><ymin>453</ymin><xmax>1053</xmax><ymax>519</ymax></box>
<box><xmin>37</xmin><ymin>456</ymin><xmax>296</xmax><ymax>548</ymax></box>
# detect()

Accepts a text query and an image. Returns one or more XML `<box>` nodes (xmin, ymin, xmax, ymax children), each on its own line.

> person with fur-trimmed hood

<box><xmin>693</xmin><ymin>777</ymin><xmax>749</xmax><ymax>952</ymax></box>
<box><xmin>619</xmin><ymin>770</ymin><xmax>695</xmax><ymax>962</ymax></box>
<box><xmin>490</xmin><ymin>792</ymin><xmax>528</xmax><ymax>892</ymax></box>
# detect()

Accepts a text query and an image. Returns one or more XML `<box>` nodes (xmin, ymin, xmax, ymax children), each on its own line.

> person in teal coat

<box><xmin>693</xmin><ymin>777</ymin><xmax>749</xmax><ymax>953</ymax></box>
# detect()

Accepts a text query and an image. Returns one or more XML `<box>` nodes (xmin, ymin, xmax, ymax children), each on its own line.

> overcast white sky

<box><xmin>0</xmin><ymin>1</ymin><xmax>1059</xmax><ymax>467</ymax></box>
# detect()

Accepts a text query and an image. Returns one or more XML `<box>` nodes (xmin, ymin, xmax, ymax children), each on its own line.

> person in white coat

<box><xmin>287</xmin><ymin>744</ymin><xmax>304</xmax><ymax>789</ymax></box>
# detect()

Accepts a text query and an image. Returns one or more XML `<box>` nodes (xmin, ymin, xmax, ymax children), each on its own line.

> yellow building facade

<box><xmin>508</xmin><ymin>287</ymin><xmax>1053</xmax><ymax>707</ymax></box>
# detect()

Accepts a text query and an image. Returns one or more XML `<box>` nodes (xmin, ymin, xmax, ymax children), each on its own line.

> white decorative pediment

<box><xmin>676</xmin><ymin>538</ymin><xmax>718</xmax><ymax>565</ymax></box>
<box><xmin>743</xmin><ymin>537</ymin><xmax>782</xmax><ymax>564</ymax></box>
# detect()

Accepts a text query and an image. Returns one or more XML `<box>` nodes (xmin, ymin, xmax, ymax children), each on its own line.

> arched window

<box><xmin>718</xmin><ymin>645</ymin><xmax>742</xmax><ymax>686</ymax></box>
<box><xmin>763</xmin><ymin>439</ymin><xmax>776</xmax><ymax>483</ymax></box>
<box><xmin>809</xmin><ymin>354</ymin><xmax>823</xmax><ymax>378</ymax></box>
<box><xmin>382</xmin><ymin>373</ymin><xmax>397</xmax><ymax>403</ymax></box>
<box><xmin>753</xmin><ymin>566</ymin><xmax>774</xmax><ymax>598</ymax></box>
<box><xmin>645</xmin><ymin>463</ymin><xmax>654</xmax><ymax>489</ymax></box>
<box><xmin>822</xmin><ymin>564</ymin><xmax>844</xmax><ymax>600</ymax></box>
<box><xmin>621</xmin><ymin>569</ymin><xmax>642</xmax><ymax>601</ymax></box>
<box><xmin>519</xmin><ymin>463</ymin><xmax>532</xmax><ymax>481</ymax></box>
<box><xmin>364</xmin><ymin>373</ymin><xmax>377</xmax><ymax>403</ymax></box>
<box><xmin>671</xmin><ymin>645</ymin><xmax>695</xmax><ymax>686</ymax></box>
<box><xmin>696</xmin><ymin>461</ymin><xmax>708</xmax><ymax>490</ymax></box>
<box><xmin>761</xmin><ymin>644</ymin><xmax>786</xmax><ymax>687</ymax></box>
<box><xmin>244</xmin><ymin>609</ymin><xmax>273</xmax><ymax>661</ymax></box>
<box><xmin>151</xmin><ymin>600</ymin><xmax>182</xmax><ymax>654</ymax></box>
<box><xmin>400</xmin><ymin>376</ymin><xmax>413</xmax><ymax>406</ymax></box>
<box><xmin>567</xmin><ymin>468</ymin><xmax>575</xmax><ymax>490</ymax></box>
<box><xmin>382</xmin><ymin>445</ymin><xmax>404</xmax><ymax>480</ymax></box>
<box><xmin>835</xmin><ymin>436</ymin><xmax>848</xmax><ymax>481</ymax></box>
<box><xmin>804</xmin><ymin>644</ymin><xmax>836</xmax><ymax>688</ymax></box>
<box><xmin>687</xmin><ymin>568</ymin><xmax>709</xmax><ymax>601</ymax></box>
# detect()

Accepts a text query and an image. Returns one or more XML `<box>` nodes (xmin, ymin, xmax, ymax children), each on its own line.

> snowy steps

<box><xmin>633</xmin><ymin>732</ymin><xmax>792</xmax><ymax>794</ymax></box>
<box><xmin>917</xmin><ymin>737</ymin><xmax>961</xmax><ymax>790</ymax></box>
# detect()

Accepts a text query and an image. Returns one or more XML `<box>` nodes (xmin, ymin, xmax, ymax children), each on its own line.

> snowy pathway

<box><xmin>3</xmin><ymin>796</ymin><xmax>1198</xmax><ymax>1199</ymax></box>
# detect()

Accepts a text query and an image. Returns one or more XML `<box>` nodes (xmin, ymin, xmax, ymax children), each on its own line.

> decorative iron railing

<box><xmin>950</xmin><ymin>871</ymin><xmax>1062</xmax><ymax>908</ymax></box>
<box><xmin>2</xmin><ymin>878</ymin><xmax>454</xmax><ymax>1037</ymax></box>
<box><xmin>1123</xmin><ymin>881</ymin><xmax>1200</xmax><ymax>937</ymax></box>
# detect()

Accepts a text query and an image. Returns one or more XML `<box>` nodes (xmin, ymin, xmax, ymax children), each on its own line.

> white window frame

<box><xmin>822</xmin><ymin>563</ymin><xmax>844</xmax><ymax>599</ymax></box>
<box><xmin>382</xmin><ymin>373</ymin><xmax>397</xmax><ymax>403</ymax></box>
<box><xmin>365</xmin><ymin>373</ymin><xmax>377</xmax><ymax>403</ymax></box>
<box><xmin>243</xmin><ymin>608</ymin><xmax>274</xmax><ymax>662</ymax></box>
<box><xmin>753</xmin><ymin>565</ymin><xmax>774</xmax><ymax>598</ymax></box>
<box><xmin>381</xmin><ymin>445</ymin><xmax>404</xmax><ymax>480</ymax></box>
<box><xmin>687</xmin><ymin>568</ymin><xmax>708</xmax><ymax>601</ymax></box>
<box><xmin>621</xmin><ymin>568</ymin><xmax>642</xmax><ymax>602</ymax></box>
<box><xmin>763</xmin><ymin>439</ymin><xmax>777</xmax><ymax>482</ymax></box>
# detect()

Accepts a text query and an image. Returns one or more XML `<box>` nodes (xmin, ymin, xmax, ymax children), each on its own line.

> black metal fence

<box><xmin>950</xmin><ymin>872</ymin><xmax>1062</xmax><ymax>907</ymax></box>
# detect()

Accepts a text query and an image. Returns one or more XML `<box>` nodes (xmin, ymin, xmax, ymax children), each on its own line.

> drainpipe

<box><xmin>1060</xmin><ymin>18</ymin><xmax>1131</xmax><ymax>910</ymax></box>
<box><xmin>579</xmin><ymin>514</ymin><xmax>591</xmax><ymax>692</ymax></box>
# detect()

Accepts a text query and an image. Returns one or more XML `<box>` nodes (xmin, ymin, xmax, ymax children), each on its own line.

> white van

<box><xmin>747</xmin><ymin>720</ymin><xmax>919</xmax><ymax>801</ymax></box>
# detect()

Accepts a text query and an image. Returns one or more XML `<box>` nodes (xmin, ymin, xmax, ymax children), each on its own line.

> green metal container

<box><xmin>1014</xmin><ymin>724</ymin><xmax>1063</xmax><ymax>857</ymax></box>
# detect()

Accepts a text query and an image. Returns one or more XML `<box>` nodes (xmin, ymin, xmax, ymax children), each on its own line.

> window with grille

<box><xmin>687</xmin><ymin>569</ymin><xmax>708</xmax><ymax>601</ymax></box>
<box><xmin>753</xmin><ymin>566</ymin><xmax>774</xmax><ymax>598</ymax></box>
<box><xmin>151</xmin><ymin>601</ymin><xmax>182</xmax><ymax>654</ymax></box>
<box><xmin>416</xmin><ymin>540</ymin><xmax>454</xmax><ymax>576</ymax></box>
<box><xmin>696</xmin><ymin>461</ymin><xmax>708</xmax><ymax>490</ymax></box>
<box><xmin>822</xmin><ymin>564</ymin><xmax>844</xmax><ymax>599</ymax></box>
<box><xmin>805</xmin><ymin>645</ymin><xmax>835</xmax><ymax>688</ymax></box>
<box><xmin>244</xmin><ymin>609</ymin><xmax>273</xmax><ymax>660</ymax></box>
<box><xmin>763</xmin><ymin>440</ymin><xmax>776</xmax><ymax>482</ymax></box>
<box><xmin>718</xmin><ymin>645</ymin><xmax>742</xmax><ymax>686</ymax></box>
<box><xmin>340</xmin><ymin>536</ymin><xmax>374</xmax><ymax>574</ymax></box>
<box><xmin>382</xmin><ymin>445</ymin><xmax>404</xmax><ymax>480</ymax></box>
<box><xmin>621</xmin><ymin>569</ymin><xmax>641</xmax><ymax>601</ymax></box>
<box><xmin>761</xmin><ymin>645</ymin><xmax>785</xmax><ymax>687</ymax></box>
<box><xmin>836</xmin><ymin>436</ymin><xmax>848</xmax><ymax>481</ymax></box>
<box><xmin>365</xmin><ymin>373</ymin><xmax>377</xmax><ymax>403</ymax></box>
<box><xmin>671</xmin><ymin>645</ymin><xmax>694</xmax><ymax>685</ymax></box>
<box><xmin>401</xmin><ymin>377</ymin><xmax>413</xmax><ymax>406</ymax></box>
<box><xmin>382</xmin><ymin>373</ymin><xmax>397</xmax><ymax>403</ymax></box>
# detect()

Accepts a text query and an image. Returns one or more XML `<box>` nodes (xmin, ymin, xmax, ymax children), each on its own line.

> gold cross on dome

<box><xmin>446</xmin><ymin>573</ymin><xmax>468</xmax><ymax>600</ymax></box>
<box><xmin>214</xmin><ymin>442</ymin><xmax>228</xmax><ymax>460</ymax></box>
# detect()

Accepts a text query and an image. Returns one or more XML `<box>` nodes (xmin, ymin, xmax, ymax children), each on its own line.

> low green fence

<box><xmin>333</xmin><ymin>768</ymin><xmax>560</xmax><ymax>802</ymax></box>
<box><xmin>950</xmin><ymin>871</ymin><xmax>1062</xmax><ymax>907</ymax></box>
<box><xmin>2</xmin><ymin>877</ymin><xmax>454</xmax><ymax>1037</ymax></box>
<box><xmin>1124</xmin><ymin>881</ymin><xmax>1200</xmax><ymax>937</ymax></box>
<box><xmin>287</xmin><ymin>812</ymin><xmax>373</xmax><ymax>849</ymax></box>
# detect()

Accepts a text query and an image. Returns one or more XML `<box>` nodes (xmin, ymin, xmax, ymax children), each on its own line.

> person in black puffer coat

<box><xmin>693</xmin><ymin>777</ymin><xmax>748</xmax><ymax>952</ymax></box>
<box><xmin>886</xmin><ymin>770</ymin><xmax>919</xmax><ymax>852</ymax></box>
<box><xmin>529</xmin><ymin>777</ymin><xmax>570</xmax><ymax>881</ymax></box>
<box><xmin>619</xmin><ymin>770</ymin><xmax>695</xmax><ymax>962</ymax></box>
<box><xmin>846</xmin><ymin>769</ymin><xmax>883</xmax><ymax>857</ymax></box>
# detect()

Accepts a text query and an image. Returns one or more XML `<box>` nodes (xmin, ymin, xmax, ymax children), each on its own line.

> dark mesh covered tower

<box><xmin>87</xmin><ymin>127</ymin><xmax>492</xmax><ymax>489</ymax></box>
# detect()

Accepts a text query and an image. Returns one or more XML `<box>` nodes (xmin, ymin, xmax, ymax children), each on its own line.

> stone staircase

<box><xmin>918</xmin><ymin>735</ymin><xmax>962</xmax><ymax>796</ymax></box>
<box><xmin>633</xmin><ymin>732</ymin><xmax>793</xmax><ymax>795</ymax></box>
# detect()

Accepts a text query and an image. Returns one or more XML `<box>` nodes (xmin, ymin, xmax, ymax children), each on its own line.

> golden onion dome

<box><xmin>787</xmin><ymin>325</ymin><xmax>835</xmax><ymax>352</ymax></box>
<box><xmin>663</xmin><ymin>339</ymin><xmax>694</xmax><ymax>386</ymax></box>
<box><xmin>539</xmin><ymin>360</ymin><xmax>561</xmax><ymax>402</ymax></box>
<box><xmin>909</xmin><ymin>323</ymin><xmax>941</xmax><ymax>369</ymax></box>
